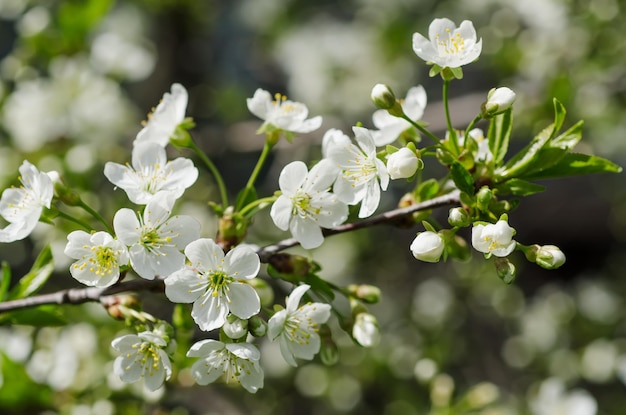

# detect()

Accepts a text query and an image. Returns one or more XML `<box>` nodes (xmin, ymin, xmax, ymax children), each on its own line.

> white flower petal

<box><xmin>164</xmin><ymin>268</ymin><xmax>204</xmax><ymax>303</ymax></box>
<box><xmin>227</xmin><ymin>282</ymin><xmax>261</xmax><ymax>320</ymax></box>
<box><xmin>223</xmin><ymin>245</ymin><xmax>260</xmax><ymax>280</ymax></box>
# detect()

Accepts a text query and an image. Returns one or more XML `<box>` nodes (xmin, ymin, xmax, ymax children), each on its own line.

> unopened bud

<box><xmin>346</xmin><ymin>284</ymin><xmax>381</xmax><ymax>304</ymax></box>
<box><xmin>371</xmin><ymin>83</ymin><xmax>397</xmax><ymax>109</ymax></box>
<box><xmin>223</xmin><ymin>314</ymin><xmax>248</xmax><ymax>339</ymax></box>
<box><xmin>495</xmin><ymin>257</ymin><xmax>516</xmax><ymax>284</ymax></box>
<box><xmin>387</xmin><ymin>147</ymin><xmax>419</xmax><ymax>180</ymax></box>
<box><xmin>476</xmin><ymin>186</ymin><xmax>492</xmax><ymax>212</ymax></box>
<box><xmin>410</xmin><ymin>231</ymin><xmax>445</xmax><ymax>263</ymax></box>
<box><xmin>47</xmin><ymin>171</ymin><xmax>82</xmax><ymax>206</ymax></box>
<box><xmin>482</xmin><ymin>87</ymin><xmax>516</xmax><ymax>118</ymax></box>
<box><xmin>352</xmin><ymin>313</ymin><xmax>380</xmax><ymax>347</ymax></box>
<box><xmin>448</xmin><ymin>207</ymin><xmax>470</xmax><ymax>227</ymax></box>
<box><xmin>535</xmin><ymin>245</ymin><xmax>566</xmax><ymax>269</ymax></box>
<box><xmin>248</xmin><ymin>315</ymin><xmax>268</xmax><ymax>337</ymax></box>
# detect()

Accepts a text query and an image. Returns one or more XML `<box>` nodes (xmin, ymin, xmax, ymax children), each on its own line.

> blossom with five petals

<box><xmin>0</xmin><ymin>160</ymin><xmax>53</xmax><ymax>243</ymax></box>
<box><xmin>472</xmin><ymin>219</ymin><xmax>517</xmax><ymax>257</ymax></box>
<box><xmin>187</xmin><ymin>339</ymin><xmax>264</xmax><ymax>393</ymax></box>
<box><xmin>268</xmin><ymin>284</ymin><xmax>331</xmax><ymax>366</ymax></box>
<box><xmin>412</xmin><ymin>18</ymin><xmax>482</xmax><ymax>69</ymax></box>
<box><xmin>371</xmin><ymin>85</ymin><xmax>427</xmax><ymax>146</ymax></box>
<box><xmin>104</xmin><ymin>141</ymin><xmax>198</xmax><ymax>205</ymax></box>
<box><xmin>246</xmin><ymin>88</ymin><xmax>322</xmax><ymax>136</ymax></box>
<box><xmin>164</xmin><ymin>238</ymin><xmax>261</xmax><ymax>332</ymax></box>
<box><xmin>134</xmin><ymin>83</ymin><xmax>189</xmax><ymax>147</ymax></box>
<box><xmin>111</xmin><ymin>330</ymin><xmax>173</xmax><ymax>391</ymax></box>
<box><xmin>113</xmin><ymin>192</ymin><xmax>200</xmax><ymax>280</ymax></box>
<box><xmin>270</xmin><ymin>160</ymin><xmax>348</xmax><ymax>249</ymax></box>
<box><xmin>64</xmin><ymin>230</ymin><xmax>129</xmax><ymax>287</ymax></box>
<box><xmin>325</xmin><ymin>126</ymin><xmax>389</xmax><ymax>218</ymax></box>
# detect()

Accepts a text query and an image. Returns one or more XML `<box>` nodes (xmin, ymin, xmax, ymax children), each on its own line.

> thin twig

<box><xmin>0</xmin><ymin>191</ymin><xmax>460</xmax><ymax>313</ymax></box>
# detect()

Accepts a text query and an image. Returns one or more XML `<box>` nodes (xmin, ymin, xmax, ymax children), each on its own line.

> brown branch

<box><xmin>0</xmin><ymin>277</ymin><xmax>164</xmax><ymax>313</ymax></box>
<box><xmin>256</xmin><ymin>190</ymin><xmax>460</xmax><ymax>262</ymax></box>
<box><xmin>0</xmin><ymin>190</ymin><xmax>460</xmax><ymax>314</ymax></box>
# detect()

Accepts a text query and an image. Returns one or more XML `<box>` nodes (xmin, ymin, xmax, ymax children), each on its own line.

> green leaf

<box><xmin>520</xmin><ymin>153</ymin><xmax>622</xmax><ymax>180</ymax></box>
<box><xmin>495</xmin><ymin>179</ymin><xmax>546</xmax><ymax>196</ymax></box>
<box><xmin>548</xmin><ymin>120</ymin><xmax>583</xmax><ymax>151</ymax></box>
<box><xmin>496</xmin><ymin>123</ymin><xmax>554</xmax><ymax>180</ymax></box>
<box><xmin>552</xmin><ymin>98</ymin><xmax>567</xmax><ymax>135</ymax></box>
<box><xmin>416</xmin><ymin>179</ymin><xmax>440</xmax><ymax>201</ymax></box>
<box><xmin>450</xmin><ymin>162</ymin><xmax>475</xmax><ymax>195</ymax></box>
<box><xmin>487</xmin><ymin>108</ymin><xmax>512</xmax><ymax>164</ymax></box>
<box><xmin>0</xmin><ymin>262</ymin><xmax>10</xmax><ymax>302</ymax></box>
<box><xmin>0</xmin><ymin>305</ymin><xmax>66</xmax><ymax>326</ymax></box>
<box><xmin>304</xmin><ymin>273</ymin><xmax>335</xmax><ymax>302</ymax></box>
<box><xmin>7</xmin><ymin>245</ymin><xmax>54</xmax><ymax>300</ymax></box>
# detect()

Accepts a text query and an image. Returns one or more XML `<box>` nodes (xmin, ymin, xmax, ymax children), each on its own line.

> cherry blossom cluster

<box><xmin>0</xmin><ymin>17</ymin><xmax>620</xmax><ymax>394</ymax></box>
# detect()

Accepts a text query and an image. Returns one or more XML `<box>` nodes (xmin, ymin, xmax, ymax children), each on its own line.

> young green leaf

<box><xmin>520</xmin><ymin>153</ymin><xmax>622</xmax><ymax>180</ymax></box>
<box><xmin>7</xmin><ymin>245</ymin><xmax>54</xmax><ymax>301</ymax></box>
<box><xmin>487</xmin><ymin>108</ymin><xmax>512</xmax><ymax>164</ymax></box>
<box><xmin>0</xmin><ymin>262</ymin><xmax>10</xmax><ymax>302</ymax></box>
<box><xmin>450</xmin><ymin>161</ymin><xmax>475</xmax><ymax>195</ymax></box>
<box><xmin>495</xmin><ymin>179</ymin><xmax>546</xmax><ymax>196</ymax></box>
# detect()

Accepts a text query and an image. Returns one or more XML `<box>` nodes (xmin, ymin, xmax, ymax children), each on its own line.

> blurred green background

<box><xmin>0</xmin><ymin>0</ymin><xmax>625</xmax><ymax>414</ymax></box>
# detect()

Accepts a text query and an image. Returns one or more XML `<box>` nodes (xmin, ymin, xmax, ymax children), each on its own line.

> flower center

<box><xmin>436</xmin><ymin>29</ymin><xmax>466</xmax><ymax>56</ymax></box>
<box><xmin>290</xmin><ymin>189</ymin><xmax>321</xmax><ymax>219</ymax></box>
<box><xmin>85</xmin><ymin>245</ymin><xmax>119</xmax><ymax>277</ymax></box>
<box><xmin>131</xmin><ymin>341</ymin><xmax>162</xmax><ymax>376</ymax></box>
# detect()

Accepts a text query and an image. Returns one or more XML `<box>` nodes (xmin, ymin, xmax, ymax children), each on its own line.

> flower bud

<box><xmin>448</xmin><ymin>207</ymin><xmax>470</xmax><ymax>227</ymax></box>
<box><xmin>387</xmin><ymin>148</ymin><xmax>419</xmax><ymax>179</ymax></box>
<box><xmin>346</xmin><ymin>284</ymin><xmax>381</xmax><ymax>304</ymax></box>
<box><xmin>371</xmin><ymin>83</ymin><xmax>397</xmax><ymax>109</ymax></box>
<box><xmin>47</xmin><ymin>171</ymin><xmax>82</xmax><ymax>206</ymax></box>
<box><xmin>495</xmin><ymin>257</ymin><xmax>516</xmax><ymax>284</ymax></box>
<box><xmin>476</xmin><ymin>186</ymin><xmax>492</xmax><ymax>212</ymax></box>
<box><xmin>319</xmin><ymin>331</ymin><xmax>339</xmax><ymax>366</ymax></box>
<box><xmin>535</xmin><ymin>245</ymin><xmax>566</xmax><ymax>269</ymax></box>
<box><xmin>410</xmin><ymin>231</ymin><xmax>445</xmax><ymax>263</ymax></box>
<box><xmin>223</xmin><ymin>314</ymin><xmax>248</xmax><ymax>339</ymax></box>
<box><xmin>248</xmin><ymin>315</ymin><xmax>268</xmax><ymax>337</ymax></box>
<box><xmin>352</xmin><ymin>313</ymin><xmax>380</xmax><ymax>347</ymax></box>
<box><xmin>482</xmin><ymin>87</ymin><xmax>516</xmax><ymax>117</ymax></box>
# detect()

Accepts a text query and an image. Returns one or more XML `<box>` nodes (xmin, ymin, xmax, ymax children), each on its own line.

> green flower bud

<box><xmin>346</xmin><ymin>284</ymin><xmax>382</xmax><ymax>304</ymax></box>
<box><xmin>476</xmin><ymin>186</ymin><xmax>492</xmax><ymax>212</ymax></box>
<box><xmin>495</xmin><ymin>257</ymin><xmax>516</xmax><ymax>284</ymax></box>
<box><xmin>371</xmin><ymin>83</ymin><xmax>397</xmax><ymax>109</ymax></box>
<box><xmin>248</xmin><ymin>315</ymin><xmax>268</xmax><ymax>337</ymax></box>
<box><xmin>448</xmin><ymin>207</ymin><xmax>470</xmax><ymax>227</ymax></box>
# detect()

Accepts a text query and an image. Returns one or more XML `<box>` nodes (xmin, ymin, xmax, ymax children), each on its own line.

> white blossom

<box><xmin>104</xmin><ymin>141</ymin><xmax>198</xmax><ymax>205</ymax></box>
<box><xmin>113</xmin><ymin>192</ymin><xmax>200</xmax><ymax>280</ymax></box>
<box><xmin>372</xmin><ymin>85</ymin><xmax>427</xmax><ymax>146</ymax></box>
<box><xmin>472</xmin><ymin>219</ymin><xmax>517</xmax><ymax>257</ymax></box>
<box><xmin>111</xmin><ymin>331</ymin><xmax>172</xmax><ymax>391</ymax></box>
<box><xmin>325</xmin><ymin>126</ymin><xmax>389</xmax><ymax>218</ymax></box>
<box><xmin>246</xmin><ymin>88</ymin><xmax>322</xmax><ymax>134</ymax></box>
<box><xmin>135</xmin><ymin>83</ymin><xmax>188</xmax><ymax>147</ymax></box>
<box><xmin>268</xmin><ymin>284</ymin><xmax>331</xmax><ymax>366</ymax></box>
<box><xmin>386</xmin><ymin>148</ymin><xmax>419</xmax><ymax>180</ymax></box>
<box><xmin>64</xmin><ymin>231</ymin><xmax>129</xmax><ymax>288</ymax></box>
<box><xmin>270</xmin><ymin>160</ymin><xmax>348</xmax><ymax>249</ymax></box>
<box><xmin>410</xmin><ymin>231</ymin><xmax>445</xmax><ymax>263</ymax></box>
<box><xmin>187</xmin><ymin>339</ymin><xmax>264</xmax><ymax>393</ymax></box>
<box><xmin>164</xmin><ymin>238</ymin><xmax>260</xmax><ymax>332</ymax></box>
<box><xmin>0</xmin><ymin>160</ymin><xmax>53</xmax><ymax>242</ymax></box>
<box><xmin>412</xmin><ymin>18</ymin><xmax>482</xmax><ymax>68</ymax></box>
